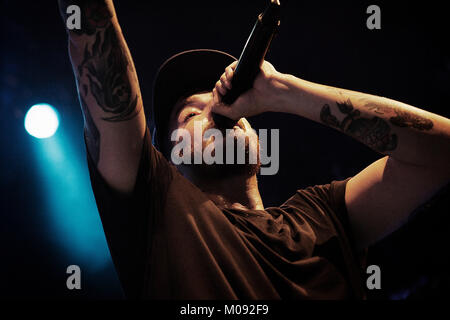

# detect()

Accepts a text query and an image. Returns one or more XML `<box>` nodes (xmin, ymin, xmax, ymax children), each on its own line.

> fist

<box><xmin>212</xmin><ymin>60</ymin><xmax>282</xmax><ymax>120</ymax></box>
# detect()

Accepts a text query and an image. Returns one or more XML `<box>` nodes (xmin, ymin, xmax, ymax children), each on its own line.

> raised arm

<box><xmin>274</xmin><ymin>74</ymin><xmax>450</xmax><ymax>248</ymax></box>
<box><xmin>212</xmin><ymin>61</ymin><xmax>450</xmax><ymax>250</ymax></box>
<box><xmin>59</xmin><ymin>0</ymin><xmax>146</xmax><ymax>193</ymax></box>
<box><xmin>273</xmin><ymin>75</ymin><xmax>450</xmax><ymax>169</ymax></box>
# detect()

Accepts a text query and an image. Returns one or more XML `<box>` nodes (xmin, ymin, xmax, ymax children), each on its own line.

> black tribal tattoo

<box><xmin>320</xmin><ymin>99</ymin><xmax>398</xmax><ymax>152</ymax></box>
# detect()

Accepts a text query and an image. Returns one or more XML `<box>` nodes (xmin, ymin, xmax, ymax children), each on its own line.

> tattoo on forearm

<box><xmin>389</xmin><ymin>110</ymin><xmax>433</xmax><ymax>130</ymax></box>
<box><xmin>364</xmin><ymin>102</ymin><xmax>433</xmax><ymax>130</ymax></box>
<box><xmin>363</xmin><ymin>102</ymin><xmax>390</xmax><ymax>115</ymax></box>
<box><xmin>78</xmin><ymin>24</ymin><xmax>140</xmax><ymax>122</ymax></box>
<box><xmin>320</xmin><ymin>99</ymin><xmax>398</xmax><ymax>152</ymax></box>
<box><xmin>61</xmin><ymin>0</ymin><xmax>141</xmax><ymax>164</ymax></box>
<box><xmin>59</xmin><ymin>0</ymin><xmax>112</xmax><ymax>36</ymax></box>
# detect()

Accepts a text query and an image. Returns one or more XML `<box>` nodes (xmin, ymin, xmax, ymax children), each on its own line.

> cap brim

<box><xmin>151</xmin><ymin>49</ymin><xmax>237</xmax><ymax>151</ymax></box>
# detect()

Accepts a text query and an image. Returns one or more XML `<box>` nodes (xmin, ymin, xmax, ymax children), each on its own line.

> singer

<box><xmin>58</xmin><ymin>0</ymin><xmax>450</xmax><ymax>299</ymax></box>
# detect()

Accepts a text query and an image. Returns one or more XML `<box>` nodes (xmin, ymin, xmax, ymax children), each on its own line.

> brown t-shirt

<box><xmin>87</xmin><ymin>127</ymin><xmax>366</xmax><ymax>299</ymax></box>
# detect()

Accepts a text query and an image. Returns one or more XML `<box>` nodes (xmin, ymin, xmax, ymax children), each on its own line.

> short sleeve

<box><xmin>328</xmin><ymin>178</ymin><xmax>355</xmax><ymax>249</ymax></box>
<box><xmin>281</xmin><ymin>177</ymin><xmax>367</xmax><ymax>298</ymax></box>
<box><xmin>86</xmin><ymin>125</ymin><xmax>173</xmax><ymax>298</ymax></box>
<box><xmin>284</xmin><ymin>178</ymin><xmax>356</xmax><ymax>250</ymax></box>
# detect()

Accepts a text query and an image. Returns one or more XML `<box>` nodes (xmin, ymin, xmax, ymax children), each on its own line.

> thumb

<box><xmin>211</xmin><ymin>101</ymin><xmax>238</xmax><ymax>120</ymax></box>
<box><xmin>212</xmin><ymin>89</ymin><xmax>248</xmax><ymax>120</ymax></box>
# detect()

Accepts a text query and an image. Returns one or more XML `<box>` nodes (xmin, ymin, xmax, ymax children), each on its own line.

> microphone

<box><xmin>213</xmin><ymin>0</ymin><xmax>281</xmax><ymax>128</ymax></box>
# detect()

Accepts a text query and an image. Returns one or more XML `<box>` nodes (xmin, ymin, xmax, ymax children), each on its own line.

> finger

<box><xmin>212</xmin><ymin>96</ymin><xmax>245</xmax><ymax>120</ymax></box>
<box><xmin>216</xmin><ymin>80</ymin><xmax>226</xmax><ymax>96</ymax></box>
<box><xmin>225</xmin><ymin>67</ymin><xmax>234</xmax><ymax>86</ymax></box>
<box><xmin>229</xmin><ymin>60</ymin><xmax>238</xmax><ymax>70</ymax></box>
<box><xmin>211</xmin><ymin>102</ymin><xmax>236</xmax><ymax>119</ymax></box>
<box><xmin>215</xmin><ymin>80</ymin><xmax>226</xmax><ymax>96</ymax></box>
<box><xmin>212</xmin><ymin>88</ymin><xmax>220</xmax><ymax>104</ymax></box>
<box><xmin>225</xmin><ymin>60</ymin><xmax>237</xmax><ymax>79</ymax></box>
<box><xmin>220</xmin><ymin>73</ymin><xmax>231</xmax><ymax>90</ymax></box>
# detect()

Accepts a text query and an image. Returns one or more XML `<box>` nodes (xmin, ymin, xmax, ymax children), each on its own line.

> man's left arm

<box><xmin>213</xmin><ymin>62</ymin><xmax>450</xmax><ymax>251</ymax></box>
<box><xmin>276</xmin><ymin>74</ymin><xmax>450</xmax><ymax>250</ymax></box>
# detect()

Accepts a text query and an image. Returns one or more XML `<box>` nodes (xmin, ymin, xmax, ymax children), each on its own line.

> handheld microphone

<box><xmin>213</xmin><ymin>0</ymin><xmax>281</xmax><ymax>128</ymax></box>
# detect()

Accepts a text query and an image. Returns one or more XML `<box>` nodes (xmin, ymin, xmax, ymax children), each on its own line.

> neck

<box><xmin>182</xmin><ymin>168</ymin><xmax>264</xmax><ymax>210</ymax></box>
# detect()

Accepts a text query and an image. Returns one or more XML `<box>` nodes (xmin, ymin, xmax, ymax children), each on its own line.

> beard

<box><xmin>187</xmin><ymin>160</ymin><xmax>260</xmax><ymax>180</ymax></box>
<box><xmin>179</xmin><ymin>132</ymin><xmax>261</xmax><ymax>180</ymax></box>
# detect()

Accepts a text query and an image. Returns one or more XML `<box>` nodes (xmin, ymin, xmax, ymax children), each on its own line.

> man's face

<box><xmin>166</xmin><ymin>91</ymin><xmax>261</xmax><ymax>178</ymax></box>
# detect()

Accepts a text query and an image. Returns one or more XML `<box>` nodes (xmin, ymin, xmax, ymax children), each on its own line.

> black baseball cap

<box><xmin>150</xmin><ymin>49</ymin><xmax>237</xmax><ymax>152</ymax></box>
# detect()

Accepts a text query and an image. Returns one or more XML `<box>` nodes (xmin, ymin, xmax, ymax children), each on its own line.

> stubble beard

<box><xmin>181</xmin><ymin>135</ymin><xmax>261</xmax><ymax>180</ymax></box>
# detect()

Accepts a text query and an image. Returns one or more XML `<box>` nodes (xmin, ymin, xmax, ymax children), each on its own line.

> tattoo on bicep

<box><xmin>320</xmin><ymin>99</ymin><xmax>398</xmax><ymax>152</ymax></box>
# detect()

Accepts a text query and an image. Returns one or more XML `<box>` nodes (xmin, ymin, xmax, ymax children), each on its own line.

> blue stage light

<box><xmin>29</xmin><ymin>112</ymin><xmax>112</xmax><ymax>271</ymax></box>
<box><xmin>24</xmin><ymin>103</ymin><xmax>59</xmax><ymax>138</ymax></box>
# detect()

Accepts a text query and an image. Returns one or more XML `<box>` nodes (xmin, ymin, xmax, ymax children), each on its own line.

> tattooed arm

<box><xmin>273</xmin><ymin>75</ymin><xmax>450</xmax><ymax>249</ymax></box>
<box><xmin>213</xmin><ymin>61</ymin><xmax>450</xmax><ymax>250</ymax></box>
<box><xmin>58</xmin><ymin>0</ymin><xmax>146</xmax><ymax>193</ymax></box>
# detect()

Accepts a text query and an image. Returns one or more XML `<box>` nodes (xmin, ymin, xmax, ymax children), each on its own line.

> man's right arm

<box><xmin>58</xmin><ymin>0</ymin><xmax>147</xmax><ymax>194</ymax></box>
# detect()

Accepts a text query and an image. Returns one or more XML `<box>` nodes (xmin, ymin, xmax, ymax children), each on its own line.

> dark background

<box><xmin>1</xmin><ymin>0</ymin><xmax>449</xmax><ymax>299</ymax></box>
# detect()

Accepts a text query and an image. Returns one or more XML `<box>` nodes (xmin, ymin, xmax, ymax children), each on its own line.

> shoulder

<box><xmin>281</xmin><ymin>178</ymin><xmax>351</xmax><ymax>215</ymax></box>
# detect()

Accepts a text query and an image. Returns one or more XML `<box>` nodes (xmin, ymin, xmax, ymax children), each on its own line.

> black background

<box><xmin>1</xmin><ymin>0</ymin><xmax>449</xmax><ymax>299</ymax></box>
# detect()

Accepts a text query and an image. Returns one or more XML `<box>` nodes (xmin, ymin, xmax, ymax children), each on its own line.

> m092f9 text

<box><xmin>224</xmin><ymin>304</ymin><xmax>269</xmax><ymax>315</ymax></box>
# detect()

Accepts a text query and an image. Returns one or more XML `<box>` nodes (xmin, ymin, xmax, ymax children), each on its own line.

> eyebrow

<box><xmin>173</xmin><ymin>91</ymin><xmax>210</xmax><ymax>118</ymax></box>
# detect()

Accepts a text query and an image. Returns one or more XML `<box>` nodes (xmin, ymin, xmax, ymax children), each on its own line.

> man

<box><xmin>59</xmin><ymin>1</ymin><xmax>450</xmax><ymax>299</ymax></box>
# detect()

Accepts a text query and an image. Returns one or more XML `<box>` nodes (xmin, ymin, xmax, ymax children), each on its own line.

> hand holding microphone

<box><xmin>212</xmin><ymin>60</ymin><xmax>282</xmax><ymax>120</ymax></box>
<box><xmin>212</xmin><ymin>0</ymin><xmax>282</xmax><ymax>128</ymax></box>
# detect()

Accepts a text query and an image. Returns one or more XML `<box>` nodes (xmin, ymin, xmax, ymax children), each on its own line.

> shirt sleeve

<box><xmin>85</xmin><ymin>125</ymin><xmax>173</xmax><ymax>298</ymax></box>
<box><xmin>281</xmin><ymin>177</ymin><xmax>367</xmax><ymax>298</ymax></box>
